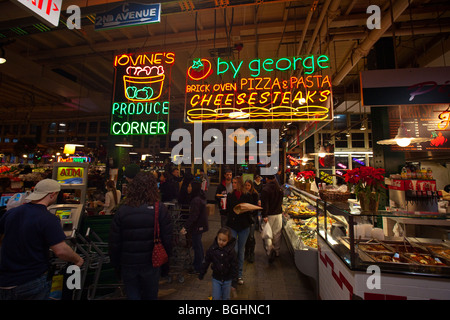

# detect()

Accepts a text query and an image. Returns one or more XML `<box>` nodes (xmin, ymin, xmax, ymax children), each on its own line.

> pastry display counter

<box><xmin>316</xmin><ymin>199</ymin><xmax>450</xmax><ymax>300</ymax></box>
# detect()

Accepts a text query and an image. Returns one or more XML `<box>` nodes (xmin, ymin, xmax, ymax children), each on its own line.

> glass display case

<box><xmin>282</xmin><ymin>185</ymin><xmax>319</xmax><ymax>283</ymax></box>
<box><xmin>316</xmin><ymin>199</ymin><xmax>450</xmax><ymax>278</ymax></box>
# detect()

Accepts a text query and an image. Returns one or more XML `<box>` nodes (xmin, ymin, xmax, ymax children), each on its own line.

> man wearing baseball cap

<box><xmin>0</xmin><ymin>179</ymin><xmax>84</xmax><ymax>300</ymax></box>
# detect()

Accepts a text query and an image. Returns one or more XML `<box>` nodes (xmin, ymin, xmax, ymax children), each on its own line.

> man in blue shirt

<box><xmin>0</xmin><ymin>179</ymin><xmax>84</xmax><ymax>300</ymax></box>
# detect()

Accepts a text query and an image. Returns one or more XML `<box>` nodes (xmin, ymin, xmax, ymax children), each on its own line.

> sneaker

<box><xmin>268</xmin><ymin>249</ymin><xmax>276</xmax><ymax>264</ymax></box>
<box><xmin>237</xmin><ymin>278</ymin><xmax>244</xmax><ymax>285</ymax></box>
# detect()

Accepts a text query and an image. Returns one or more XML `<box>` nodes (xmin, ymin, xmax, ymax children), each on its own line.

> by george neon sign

<box><xmin>184</xmin><ymin>55</ymin><xmax>333</xmax><ymax>123</ymax></box>
<box><xmin>111</xmin><ymin>51</ymin><xmax>175</xmax><ymax>135</ymax></box>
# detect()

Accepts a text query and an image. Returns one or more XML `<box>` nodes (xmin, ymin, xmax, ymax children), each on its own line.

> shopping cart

<box><xmin>166</xmin><ymin>205</ymin><xmax>192</xmax><ymax>284</ymax></box>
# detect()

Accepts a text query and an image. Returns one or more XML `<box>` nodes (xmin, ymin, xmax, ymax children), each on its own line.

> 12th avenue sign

<box><xmin>95</xmin><ymin>3</ymin><xmax>161</xmax><ymax>31</ymax></box>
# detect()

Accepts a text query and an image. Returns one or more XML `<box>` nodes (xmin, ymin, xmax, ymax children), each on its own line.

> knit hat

<box><xmin>26</xmin><ymin>179</ymin><xmax>61</xmax><ymax>201</ymax></box>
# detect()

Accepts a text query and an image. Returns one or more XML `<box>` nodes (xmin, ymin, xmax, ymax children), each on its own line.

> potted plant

<box><xmin>296</xmin><ymin>170</ymin><xmax>316</xmax><ymax>191</ymax></box>
<box><xmin>343</xmin><ymin>166</ymin><xmax>386</xmax><ymax>213</ymax></box>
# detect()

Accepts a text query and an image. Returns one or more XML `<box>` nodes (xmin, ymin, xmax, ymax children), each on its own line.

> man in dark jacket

<box><xmin>0</xmin><ymin>179</ymin><xmax>84</xmax><ymax>300</ymax></box>
<box><xmin>261</xmin><ymin>175</ymin><xmax>284</xmax><ymax>263</ymax></box>
<box><xmin>215</xmin><ymin>169</ymin><xmax>233</xmax><ymax>227</ymax></box>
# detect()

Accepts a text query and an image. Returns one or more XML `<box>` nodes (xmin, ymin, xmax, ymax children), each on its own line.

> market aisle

<box><xmin>158</xmin><ymin>209</ymin><xmax>317</xmax><ymax>300</ymax></box>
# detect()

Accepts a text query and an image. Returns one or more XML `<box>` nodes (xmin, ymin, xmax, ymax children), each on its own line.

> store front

<box><xmin>1</xmin><ymin>0</ymin><xmax>450</xmax><ymax>302</ymax></box>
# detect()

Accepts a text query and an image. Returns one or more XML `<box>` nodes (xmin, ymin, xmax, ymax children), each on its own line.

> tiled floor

<box><xmin>158</xmin><ymin>211</ymin><xmax>317</xmax><ymax>300</ymax></box>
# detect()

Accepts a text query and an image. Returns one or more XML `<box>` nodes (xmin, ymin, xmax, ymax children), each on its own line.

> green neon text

<box><xmin>111</xmin><ymin>121</ymin><xmax>167</xmax><ymax>135</ymax></box>
<box><xmin>216</xmin><ymin>55</ymin><xmax>330</xmax><ymax>78</ymax></box>
<box><xmin>112</xmin><ymin>101</ymin><xmax>169</xmax><ymax>115</ymax></box>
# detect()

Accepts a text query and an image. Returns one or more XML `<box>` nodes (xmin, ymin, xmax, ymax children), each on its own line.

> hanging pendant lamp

<box><xmin>377</xmin><ymin>107</ymin><xmax>431</xmax><ymax>147</ymax></box>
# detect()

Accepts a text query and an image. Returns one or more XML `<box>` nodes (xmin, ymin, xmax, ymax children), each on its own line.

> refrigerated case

<box><xmin>282</xmin><ymin>185</ymin><xmax>319</xmax><ymax>282</ymax></box>
<box><xmin>316</xmin><ymin>200</ymin><xmax>450</xmax><ymax>300</ymax></box>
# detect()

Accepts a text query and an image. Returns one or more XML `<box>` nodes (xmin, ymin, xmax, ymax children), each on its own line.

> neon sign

<box><xmin>56</xmin><ymin>167</ymin><xmax>84</xmax><ymax>184</ymax></box>
<box><xmin>184</xmin><ymin>55</ymin><xmax>333</xmax><ymax>123</ymax></box>
<box><xmin>57</xmin><ymin>156</ymin><xmax>91</xmax><ymax>163</ymax></box>
<box><xmin>111</xmin><ymin>51</ymin><xmax>175</xmax><ymax>135</ymax></box>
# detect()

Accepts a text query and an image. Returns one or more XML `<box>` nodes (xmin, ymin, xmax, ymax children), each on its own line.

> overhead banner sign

<box><xmin>95</xmin><ymin>3</ymin><xmax>161</xmax><ymax>31</ymax></box>
<box><xmin>13</xmin><ymin>0</ymin><xmax>62</xmax><ymax>27</ymax></box>
<box><xmin>184</xmin><ymin>55</ymin><xmax>333</xmax><ymax>123</ymax></box>
<box><xmin>111</xmin><ymin>51</ymin><xmax>175</xmax><ymax>135</ymax></box>
<box><xmin>361</xmin><ymin>67</ymin><xmax>450</xmax><ymax>106</ymax></box>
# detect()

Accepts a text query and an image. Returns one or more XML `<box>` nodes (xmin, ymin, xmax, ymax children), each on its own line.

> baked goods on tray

<box><xmin>403</xmin><ymin>253</ymin><xmax>447</xmax><ymax>266</ymax></box>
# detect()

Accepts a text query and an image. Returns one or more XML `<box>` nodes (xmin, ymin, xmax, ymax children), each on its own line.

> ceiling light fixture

<box><xmin>377</xmin><ymin>107</ymin><xmax>431</xmax><ymax>147</ymax></box>
<box><xmin>0</xmin><ymin>47</ymin><xmax>6</xmax><ymax>64</ymax></box>
<box><xmin>360</xmin><ymin>119</ymin><xmax>367</xmax><ymax>131</ymax></box>
<box><xmin>318</xmin><ymin>145</ymin><xmax>327</xmax><ymax>158</ymax></box>
<box><xmin>115</xmin><ymin>138</ymin><xmax>133</xmax><ymax>148</ymax></box>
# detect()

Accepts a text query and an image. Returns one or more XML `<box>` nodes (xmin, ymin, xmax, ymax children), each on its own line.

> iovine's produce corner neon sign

<box><xmin>111</xmin><ymin>51</ymin><xmax>175</xmax><ymax>135</ymax></box>
<box><xmin>185</xmin><ymin>55</ymin><xmax>333</xmax><ymax>123</ymax></box>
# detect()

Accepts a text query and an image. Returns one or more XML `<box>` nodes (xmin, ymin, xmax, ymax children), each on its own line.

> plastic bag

<box><xmin>6</xmin><ymin>192</ymin><xmax>29</xmax><ymax>211</ymax></box>
<box><xmin>261</xmin><ymin>222</ymin><xmax>273</xmax><ymax>240</ymax></box>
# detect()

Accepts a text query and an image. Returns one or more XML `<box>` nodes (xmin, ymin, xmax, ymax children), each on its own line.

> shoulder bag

<box><xmin>152</xmin><ymin>201</ymin><xmax>169</xmax><ymax>267</ymax></box>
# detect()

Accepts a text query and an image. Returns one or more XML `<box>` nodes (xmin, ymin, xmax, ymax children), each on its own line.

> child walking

<box><xmin>198</xmin><ymin>227</ymin><xmax>238</xmax><ymax>300</ymax></box>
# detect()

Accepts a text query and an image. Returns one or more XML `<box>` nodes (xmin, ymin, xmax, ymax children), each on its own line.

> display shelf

<box><xmin>316</xmin><ymin>199</ymin><xmax>450</xmax><ymax>278</ymax></box>
<box><xmin>282</xmin><ymin>184</ymin><xmax>319</xmax><ymax>281</ymax></box>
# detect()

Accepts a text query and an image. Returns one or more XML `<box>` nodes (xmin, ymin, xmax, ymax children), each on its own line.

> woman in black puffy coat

<box><xmin>109</xmin><ymin>172</ymin><xmax>173</xmax><ymax>300</ymax></box>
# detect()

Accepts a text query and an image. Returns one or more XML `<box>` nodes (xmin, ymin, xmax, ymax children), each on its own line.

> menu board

<box><xmin>388</xmin><ymin>104</ymin><xmax>450</xmax><ymax>151</ymax></box>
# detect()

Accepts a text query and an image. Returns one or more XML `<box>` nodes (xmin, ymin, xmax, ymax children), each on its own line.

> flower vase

<box><xmin>358</xmin><ymin>192</ymin><xmax>380</xmax><ymax>214</ymax></box>
<box><xmin>305</xmin><ymin>182</ymin><xmax>311</xmax><ymax>193</ymax></box>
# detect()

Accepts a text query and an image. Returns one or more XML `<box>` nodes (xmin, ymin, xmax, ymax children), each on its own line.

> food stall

<box><xmin>283</xmin><ymin>162</ymin><xmax>450</xmax><ymax>300</ymax></box>
<box><xmin>316</xmin><ymin>200</ymin><xmax>450</xmax><ymax>300</ymax></box>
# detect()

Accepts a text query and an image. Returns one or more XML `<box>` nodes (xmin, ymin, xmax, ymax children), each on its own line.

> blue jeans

<box><xmin>121</xmin><ymin>266</ymin><xmax>160</xmax><ymax>300</ymax></box>
<box><xmin>191</xmin><ymin>233</ymin><xmax>204</xmax><ymax>273</ymax></box>
<box><xmin>212</xmin><ymin>278</ymin><xmax>232</xmax><ymax>300</ymax></box>
<box><xmin>230</xmin><ymin>227</ymin><xmax>250</xmax><ymax>278</ymax></box>
<box><xmin>0</xmin><ymin>273</ymin><xmax>51</xmax><ymax>300</ymax></box>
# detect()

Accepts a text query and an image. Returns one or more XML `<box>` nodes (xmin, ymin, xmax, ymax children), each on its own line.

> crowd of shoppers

<box><xmin>0</xmin><ymin>162</ymin><xmax>283</xmax><ymax>301</ymax></box>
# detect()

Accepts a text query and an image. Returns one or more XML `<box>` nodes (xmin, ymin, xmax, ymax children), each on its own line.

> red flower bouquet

<box><xmin>344</xmin><ymin>166</ymin><xmax>386</xmax><ymax>211</ymax></box>
<box><xmin>296</xmin><ymin>170</ymin><xmax>315</xmax><ymax>183</ymax></box>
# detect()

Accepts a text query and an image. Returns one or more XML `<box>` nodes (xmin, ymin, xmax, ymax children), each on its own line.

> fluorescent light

<box><xmin>335</xmin><ymin>151</ymin><xmax>373</xmax><ymax>155</ymax></box>
<box><xmin>115</xmin><ymin>143</ymin><xmax>133</xmax><ymax>147</ymax></box>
